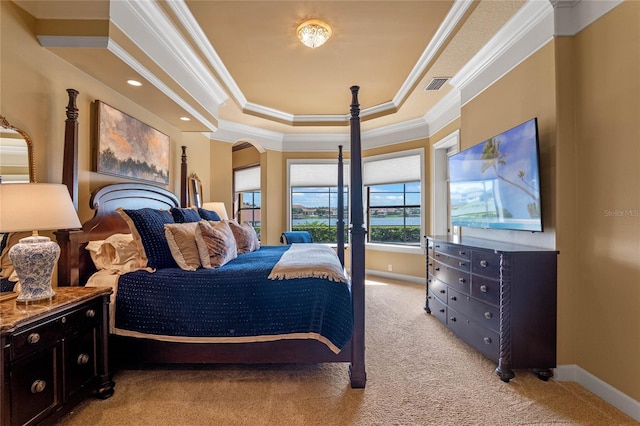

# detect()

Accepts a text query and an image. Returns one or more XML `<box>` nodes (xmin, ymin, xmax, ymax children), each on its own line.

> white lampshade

<box><xmin>0</xmin><ymin>183</ymin><xmax>81</xmax><ymax>303</ymax></box>
<box><xmin>201</xmin><ymin>201</ymin><xmax>229</xmax><ymax>221</ymax></box>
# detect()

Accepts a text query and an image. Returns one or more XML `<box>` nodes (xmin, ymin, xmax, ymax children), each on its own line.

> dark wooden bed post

<box><xmin>180</xmin><ymin>145</ymin><xmax>188</xmax><ymax>207</ymax></box>
<box><xmin>349</xmin><ymin>86</ymin><xmax>366</xmax><ymax>388</ymax></box>
<box><xmin>337</xmin><ymin>145</ymin><xmax>345</xmax><ymax>267</ymax></box>
<box><xmin>56</xmin><ymin>88</ymin><xmax>81</xmax><ymax>286</ymax></box>
<box><xmin>62</xmin><ymin>89</ymin><xmax>79</xmax><ymax>209</ymax></box>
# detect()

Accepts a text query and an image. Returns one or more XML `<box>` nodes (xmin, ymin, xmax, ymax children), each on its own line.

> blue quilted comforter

<box><xmin>114</xmin><ymin>246</ymin><xmax>353</xmax><ymax>352</ymax></box>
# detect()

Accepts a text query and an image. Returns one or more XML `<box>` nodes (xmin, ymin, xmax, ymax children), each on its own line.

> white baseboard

<box><xmin>554</xmin><ymin>364</ymin><xmax>640</xmax><ymax>422</ymax></box>
<box><xmin>364</xmin><ymin>269</ymin><xmax>424</xmax><ymax>285</ymax></box>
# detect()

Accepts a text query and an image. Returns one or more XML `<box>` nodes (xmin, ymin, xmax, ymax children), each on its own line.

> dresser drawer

<box><xmin>428</xmin><ymin>277</ymin><xmax>448</xmax><ymax>303</ymax></box>
<box><xmin>11</xmin><ymin>317</ymin><xmax>64</xmax><ymax>359</ymax></box>
<box><xmin>446</xmin><ymin>307</ymin><xmax>499</xmax><ymax>361</ymax></box>
<box><xmin>447</xmin><ymin>288</ymin><xmax>500</xmax><ymax>332</ymax></box>
<box><xmin>427</xmin><ymin>291</ymin><xmax>447</xmax><ymax>325</ymax></box>
<box><xmin>433</xmin><ymin>262</ymin><xmax>470</xmax><ymax>294</ymax></box>
<box><xmin>432</xmin><ymin>241</ymin><xmax>470</xmax><ymax>261</ymax></box>
<box><xmin>66</xmin><ymin>329</ymin><xmax>98</xmax><ymax>397</ymax></box>
<box><xmin>471</xmin><ymin>250</ymin><xmax>501</xmax><ymax>278</ymax></box>
<box><xmin>433</xmin><ymin>251</ymin><xmax>470</xmax><ymax>272</ymax></box>
<box><xmin>471</xmin><ymin>275</ymin><xmax>500</xmax><ymax>306</ymax></box>
<box><xmin>10</xmin><ymin>345</ymin><xmax>62</xmax><ymax>426</ymax></box>
<box><xmin>63</xmin><ymin>301</ymin><xmax>101</xmax><ymax>335</ymax></box>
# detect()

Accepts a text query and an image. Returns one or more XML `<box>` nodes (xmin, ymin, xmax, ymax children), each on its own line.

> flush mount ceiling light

<box><xmin>296</xmin><ymin>19</ymin><xmax>332</xmax><ymax>49</ymax></box>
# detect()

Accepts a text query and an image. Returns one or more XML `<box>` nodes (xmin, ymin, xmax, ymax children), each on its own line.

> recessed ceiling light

<box><xmin>127</xmin><ymin>80</ymin><xmax>142</xmax><ymax>87</ymax></box>
<box><xmin>180</xmin><ymin>117</ymin><xmax>191</xmax><ymax>121</ymax></box>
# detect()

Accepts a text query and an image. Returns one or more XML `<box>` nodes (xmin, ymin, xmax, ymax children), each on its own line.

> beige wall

<box><xmin>572</xmin><ymin>1</ymin><xmax>640</xmax><ymax>400</ymax></box>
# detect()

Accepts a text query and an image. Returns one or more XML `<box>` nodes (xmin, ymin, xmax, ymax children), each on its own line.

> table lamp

<box><xmin>0</xmin><ymin>183</ymin><xmax>81</xmax><ymax>303</ymax></box>
<box><xmin>201</xmin><ymin>202</ymin><xmax>229</xmax><ymax>220</ymax></box>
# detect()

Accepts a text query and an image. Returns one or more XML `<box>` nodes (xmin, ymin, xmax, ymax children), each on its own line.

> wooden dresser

<box><xmin>425</xmin><ymin>235</ymin><xmax>558</xmax><ymax>382</ymax></box>
<box><xmin>0</xmin><ymin>286</ymin><xmax>114</xmax><ymax>426</ymax></box>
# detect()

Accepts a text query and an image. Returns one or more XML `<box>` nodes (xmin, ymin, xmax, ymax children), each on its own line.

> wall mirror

<box><xmin>0</xmin><ymin>116</ymin><xmax>35</xmax><ymax>300</ymax></box>
<box><xmin>188</xmin><ymin>173</ymin><xmax>203</xmax><ymax>208</ymax></box>
<box><xmin>0</xmin><ymin>116</ymin><xmax>35</xmax><ymax>183</ymax></box>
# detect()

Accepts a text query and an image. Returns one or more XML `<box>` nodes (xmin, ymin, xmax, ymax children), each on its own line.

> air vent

<box><xmin>424</xmin><ymin>77</ymin><xmax>450</xmax><ymax>91</ymax></box>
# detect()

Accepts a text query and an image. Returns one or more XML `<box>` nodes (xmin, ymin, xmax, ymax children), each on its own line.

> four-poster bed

<box><xmin>56</xmin><ymin>87</ymin><xmax>366</xmax><ymax>388</ymax></box>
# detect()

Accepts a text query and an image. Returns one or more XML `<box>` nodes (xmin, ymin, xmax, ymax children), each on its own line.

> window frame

<box><xmin>287</xmin><ymin>159</ymin><xmax>350</xmax><ymax>245</ymax></box>
<box><xmin>363</xmin><ymin>148</ymin><xmax>425</xmax><ymax>253</ymax></box>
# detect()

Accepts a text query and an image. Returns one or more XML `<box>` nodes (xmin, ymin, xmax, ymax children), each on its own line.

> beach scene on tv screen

<box><xmin>449</xmin><ymin>119</ymin><xmax>542</xmax><ymax>231</ymax></box>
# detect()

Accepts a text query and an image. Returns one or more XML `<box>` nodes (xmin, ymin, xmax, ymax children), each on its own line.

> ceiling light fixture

<box><xmin>127</xmin><ymin>79</ymin><xmax>142</xmax><ymax>87</ymax></box>
<box><xmin>296</xmin><ymin>19</ymin><xmax>332</xmax><ymax>49</ymax></box>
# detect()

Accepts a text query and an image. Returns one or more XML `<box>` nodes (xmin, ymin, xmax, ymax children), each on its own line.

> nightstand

<box><xmin>0</xmin><ymin>286</ymin><xmax>114</xmax><ymax>426</ymax></box>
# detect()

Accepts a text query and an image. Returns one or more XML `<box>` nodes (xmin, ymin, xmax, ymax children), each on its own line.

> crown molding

<box><xmin>551</xmin><ymin>0</ymin><xmax>623</xmax><ymax>36</ymax></box>
<box><xmin>110</xmin><ymin>0</ymin><xmax>228</xmax><ymax>117</ymax></box>
<box><xmin>449</xmin><ymin>0</ymin><xmax>554</xmax><ymax>106</ymax></box>
<box><xmin>167</xmin><ymin>0</ymin><xmax>471</xmax><ymax>126</ymax></box>
<box><xmin>37</xmin><ymin>36</ymin><xmax>109</xmax><ymax>48</ymax></box>
<box><xmin>393</xmin><ymin>0</ymin><xmax>474</xmax><ymax>107</ymax></box>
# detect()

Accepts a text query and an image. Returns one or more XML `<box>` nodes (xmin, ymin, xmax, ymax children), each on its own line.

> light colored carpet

<box><xmin>58</xmin><ymin>278</ymin><xmax>637</xmax><ymax>425</ymax></box>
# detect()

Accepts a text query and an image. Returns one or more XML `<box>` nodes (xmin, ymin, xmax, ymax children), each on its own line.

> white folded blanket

<box><xmin>268</xmin><ymin>243</ymin><xmax>348</xmax><ymax>284</ymax></box>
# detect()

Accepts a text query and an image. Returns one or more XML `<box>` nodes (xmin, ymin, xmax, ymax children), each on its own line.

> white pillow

<box><xmin>85</xmin><ymin>233</ymin><xmax>149</xmax><ymax>274</ymax></box>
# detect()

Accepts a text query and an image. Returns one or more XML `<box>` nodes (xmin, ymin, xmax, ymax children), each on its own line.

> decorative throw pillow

<box><xmin>117</xmin><ymin>208</ymin><xmax>177</xmax><ymax>269</ymax></box>
<box><xmin>164</xmin><ymin>222</ymin><xmax>201</xmax><ymax>271</ymax></box>
<box><xmin>85</xmin><ymin>233</ymin><xmax>147</xmax><ymax>274</ymax></box>
<box><xmin>194</xmin><ymin>220</ymin><xmax>237</xmax><ymax>269</ymax></box>
<box><xmin>170</xmin><ymin>207</ymin><xmax>201</xmax><ymax>223</ymax></box>
<box><xmin>197</xmin><ymin>208</ymin><xmax>221</xmax><ymax>222</ymax></box>
<box><xmin>226</xmin><ymin>220</ymin><xmax>260</xmax><ymax>254</ymax></box>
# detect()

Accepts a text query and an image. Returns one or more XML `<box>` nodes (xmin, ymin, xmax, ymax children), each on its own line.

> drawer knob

<box><xmin>458</xmin><ymin>251</ymin><xmax>466</xmax><ymax>256</ymax></box>
<box><xmin>450</xmin><ymin>296</ymin><xmax>457</xmax><ymax>301</ymax></box>
<box><xmin>27</xmin><ymin>333</ymin><xmax>40</xmax><ymax>344</ymax></box>
<box><xmin>480</xmin><ymin>285</ymin><xmax>488</xmax><ymax>293</ymax></box>
<box><xmin>434</xmin><ymin>267</ymin><xmax>440</xmax><ymax>271</ymax></box>
<box><xmin>459</xmin><ymin>262</ymin><xmax>466</xmax><ymax>267</ymax></box>
<box><xmin>484</xmin><ymin>312</ymin><xmax>493</xmax><ymax>320</ymax></box>
<box><xmin>449</xmin><ymin>317</ymin><xmax>457</xmax><ymax>322</ymax></box>
<box><xmin>31</xmin><ymin>380</ymin><xmax>46</xmax><ymax>394</ymax></box>
<box><xmin>483</xmin><ymin>337</ymin><xmax>492</xmax><ymax>345</ymax></box>
<box><xmin>439</xmin><ymin>309</ymin><xmax>445</xmax><ymax>313</ymax></box>
<box><xmin>458</xmin><ymin>278</ymin><xmax>466</xmax><ymax>283</ymax></box>
<box><xmin>86</xmin><ymin>309</ymin><xmax>96</xmax><ymax>318</ymax></box>
<box><xmin>440</xmin><ymin>289</ymin><xmax>445</xmax><ymax>294</ymax></box>
<box><xmin>77</xmin><ymin>353</ymin><xmax>90</xmax><ymax>365</ymax></box>
<box><xmin>435</xmin><ymin>244</ymin><xmax>441</xmax><ymax>248</ymax></box>
<box><xmin>480</xmin><ymin>260</ymin><xmax>488</xmax><ymax>268</ymax></box>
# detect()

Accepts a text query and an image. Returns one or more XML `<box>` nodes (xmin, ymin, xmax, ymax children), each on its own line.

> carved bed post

<box><xmin>349</xmin><ymin>86</ymin><xmax>366</xmax><ymax>388</ymax></box>
<box><xmin>57</xmin><ymin>89</ymin><xmax>81</xmax><ymax>286</ymax></box>
<box><xmin>63</xmin><ymin>89</ymin><xmax>79</xmax><ymax>209</ymax></box>
<box><xmin>180</xmin><ymin>146</ymin><xmax>188</xmax><ymax>207</ymax></box>
<box><xmin>337</xmin><ymin>145</ymin><xmax>345</xmax><ymax>267</ymax></box>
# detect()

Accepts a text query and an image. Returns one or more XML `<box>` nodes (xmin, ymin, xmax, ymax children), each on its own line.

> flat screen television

<box><xmin>449</xmin><ymin>118</ymin><xmax>542</xmax><ymax>232</ymax></box>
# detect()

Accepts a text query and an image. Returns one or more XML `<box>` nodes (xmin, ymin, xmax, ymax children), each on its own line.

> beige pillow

<box><xmin>226</xmin><ymin>220</ymin><xmax>260</xmax><ymax>254</ymax></box>
<box><xmin>85</xmin><ymin>233</ymin><xmax>147</xmax><ymax>274</ymax></box>
<box><xmin>194</xmin><ymin>220</ymin><xmax>237</xmax><ymax>269</ymax></box>
<box><xmin>164</xmin><ymin>222</ymin><xmax>201</xmax><ymax>271</ymax></box>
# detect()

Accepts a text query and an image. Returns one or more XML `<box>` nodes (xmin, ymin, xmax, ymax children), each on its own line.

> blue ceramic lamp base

<box><xmin>9</xmin><ymin>235</ymin><xmax>59</xmax><ymax>304</ymax></box>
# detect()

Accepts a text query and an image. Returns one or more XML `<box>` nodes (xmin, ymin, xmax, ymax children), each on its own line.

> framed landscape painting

<box><xmin>94</xmin><ymin>101</ymin><xmax>169</xmax><ymax>184</ymax></box>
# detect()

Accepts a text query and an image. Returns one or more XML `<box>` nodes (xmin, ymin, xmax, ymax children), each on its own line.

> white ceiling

<box><xmin>13</xmin><ymin>0</ymin><xmax>530</xmax><ymax>148</ymax></box>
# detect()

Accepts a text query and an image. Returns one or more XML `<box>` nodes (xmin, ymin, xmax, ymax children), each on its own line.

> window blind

<box><xmin>363</xmin><ymin>154</ymin><xmax>421</xmax><ymax>186</ymax></box>
<box><xmin>290</xmin><ymin>163</ymin><xmax>350</xmax><ymax>187</ymax></box>
<box><xmin>234</xmin><ymin>166</ymin><xmax>260</xmax><ymax>192</ymax></box>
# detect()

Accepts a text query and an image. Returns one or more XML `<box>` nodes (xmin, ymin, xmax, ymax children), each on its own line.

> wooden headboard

<box><xmin>56</xmin><ymin>183</ymin><xmax>179</xmax><ymax>286</ymax></box>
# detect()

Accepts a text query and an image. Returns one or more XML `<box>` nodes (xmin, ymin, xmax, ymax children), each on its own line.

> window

<box><xmin>289</xmin><ymin>161</ymin><xmax>349</xmax><ymax>244</ymax></box>
<box><xmin>234</xmin><ymin>166</ymin><xmax>261</xmax><ymax>237</ymax></box>
<box><xmin>364</xmin><ymin>150</ymin><xmax>423</xmax><ymax>247</ymax></box>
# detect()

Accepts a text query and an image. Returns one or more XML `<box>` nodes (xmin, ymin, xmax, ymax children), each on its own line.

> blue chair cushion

<box><xmin>280</xmin><ymin>231</ymin><xmax>313</xmax><ymax>244</ymax></box>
